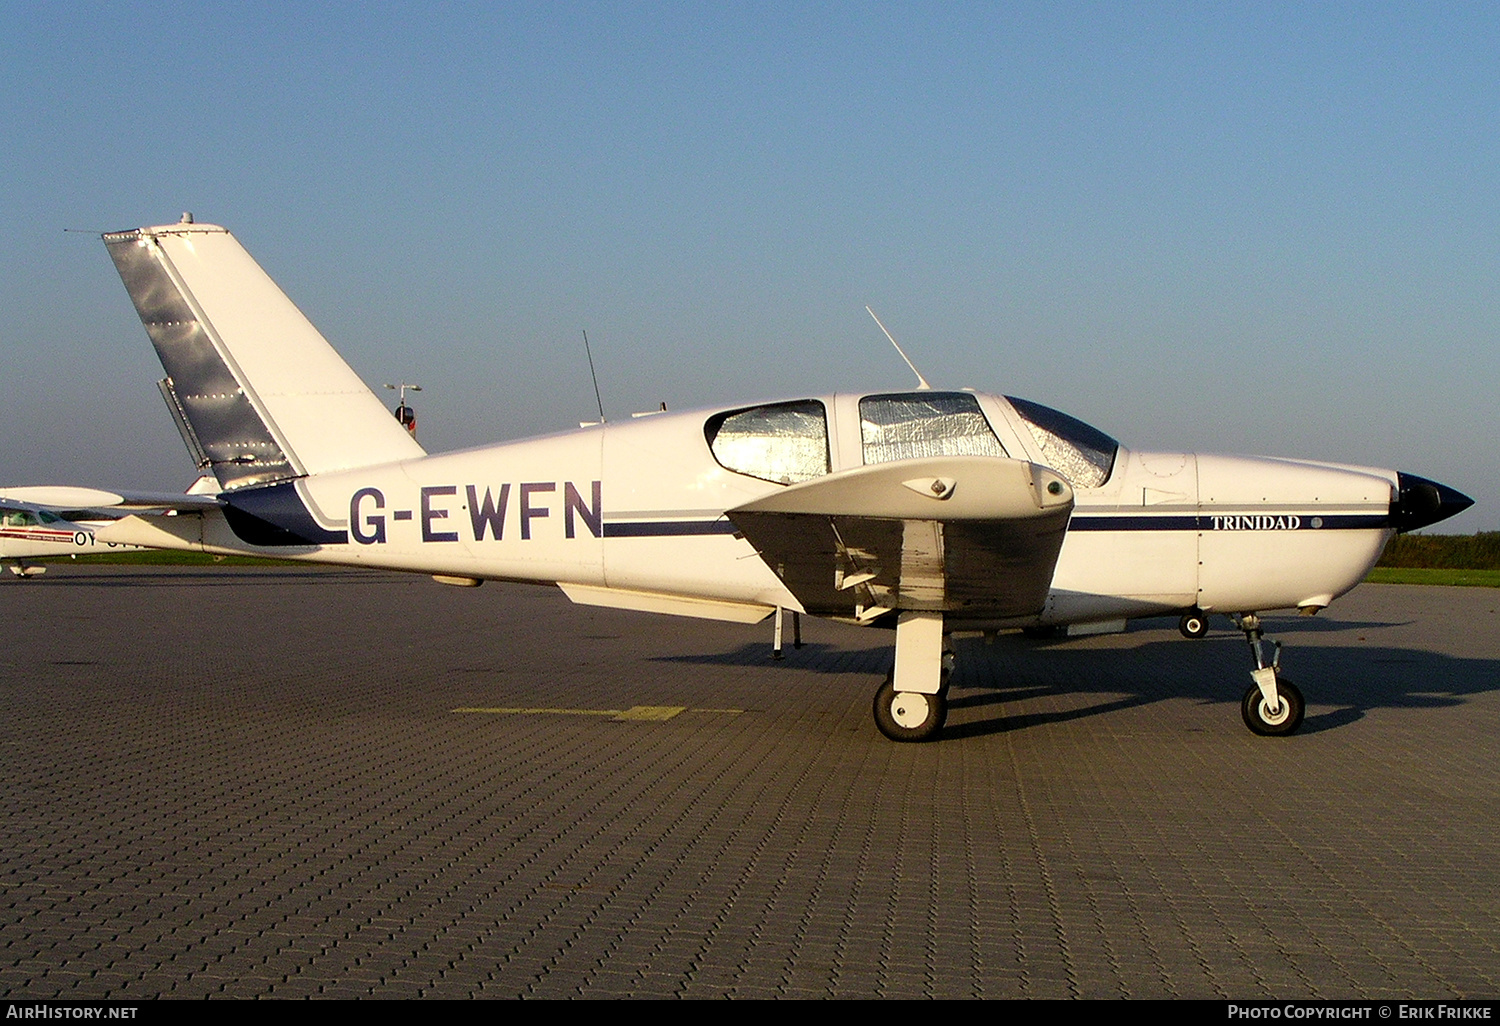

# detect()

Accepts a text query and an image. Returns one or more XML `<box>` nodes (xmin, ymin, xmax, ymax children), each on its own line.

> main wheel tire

<box><xmin>1241</xmin><ymin>677</ymin><xmax>1304</xmax><ymax>736</ymax></box>
<box><xmin>1178</xmin><ymin>610</ymin><xmax>1209</xmax><ymax>639</ymax></box>
<box><xmin>873</xmin><ymin>675</ymin><xmax>947</xmax><ymax>742</ymax></box>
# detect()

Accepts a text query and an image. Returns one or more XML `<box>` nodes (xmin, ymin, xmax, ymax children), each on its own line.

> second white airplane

<box><xmin>9</xmin><ymin>217</ymin><xmax>1472</xmax><ymax>741</ymax></box>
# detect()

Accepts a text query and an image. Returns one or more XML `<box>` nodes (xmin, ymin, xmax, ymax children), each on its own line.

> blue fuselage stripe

<box><xmin>603</xmin><ymin>520</ymin><xmax>739</xmax><ymax>538</ymax></box>
<box><xmin>598</xmin><ymin>513</ymin><xmax>1390</xmax><ymax>538</ymax></box>
<box><xmin>1069</xmin><ymin>513</ymin><xmax>1390</xmax><ymax>531</ymax></box>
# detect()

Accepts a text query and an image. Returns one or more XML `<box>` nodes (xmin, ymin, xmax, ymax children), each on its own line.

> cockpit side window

<box><xmin>859</xmin><ymin>392</ymin><xmax>1007</xmax><ymax>465</ymax></box>
<box><xmin>705</xmin><ymin>400</ymin><xmax>831</xmax><ymax>485</ymax></box>
<box><xmin>1005</xmin><ymin>396</ymin><xmax>1119</xmax><ymax>488</ymax></box>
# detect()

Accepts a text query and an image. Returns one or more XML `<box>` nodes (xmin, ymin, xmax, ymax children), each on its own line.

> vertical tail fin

<box><xmin>104</xmin><ymin>220</ymin><xmax>425</xmax><ymax>491</ymax></box>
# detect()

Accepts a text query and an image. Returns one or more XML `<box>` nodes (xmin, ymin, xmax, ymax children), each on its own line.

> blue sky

<box><xmin>3</xmin><ymin>2</ymin><xmax>1494</xmax><ymax>529</ymax></box>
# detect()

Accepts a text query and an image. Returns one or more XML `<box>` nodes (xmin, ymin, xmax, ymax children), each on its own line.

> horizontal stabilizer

<box><xmin>0</xmin><ymin>486</ymin><xmax>222</xmax><ymax>512</ymax></box>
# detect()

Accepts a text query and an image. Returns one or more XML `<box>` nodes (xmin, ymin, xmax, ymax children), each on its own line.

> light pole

<box><xmin>384</xmin><ymin>383</ymin><xmax>422</xmax><ymax>437</ymax></box>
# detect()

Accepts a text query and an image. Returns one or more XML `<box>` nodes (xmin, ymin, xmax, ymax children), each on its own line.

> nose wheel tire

<box><xmin>1178</xmin><ymin>610</ymin><xmax>1209</xmax><ymax>639</ymax></box>
<box><xmin>873</xmin><ymin>675</ymin><xmax>947</xmax><ymax>742</ymax></box>
<box><xmin>1241</xmin><ymin>677</ymin><xmax>1304</xmax><ymax>736</ymax></box>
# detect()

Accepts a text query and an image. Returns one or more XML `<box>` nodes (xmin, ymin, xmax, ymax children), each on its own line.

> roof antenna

<box><xmin>866</xmin><ymin>306</ymin><xmax>931</xmax><ymax>390</ymax></box>
<box><xmin>582</xmin><ymin>330</ymin><xmax>606</xmax><ymax>422</ymax></box>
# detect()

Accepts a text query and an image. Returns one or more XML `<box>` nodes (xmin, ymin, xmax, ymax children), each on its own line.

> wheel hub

<box><xmin>1258</xmin><ymin>698</ymin><xmax>1289</xmax><ymax>725</ymax></box>
<box><xmin>890</xmin><ymin>692</ymin><xmax>930</xmax><ymax>729</ymax></box>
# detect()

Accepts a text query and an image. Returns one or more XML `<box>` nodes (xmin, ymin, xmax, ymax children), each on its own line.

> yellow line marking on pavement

<box><xmin>454</xmin><ymin>707</ymin><xmax>616</xmax><ymax>717</ymax></box>
<box><xmin>612</xmin><ymin>705</ymin><xmax>687</xmax><ymax>721</ymax></box>
<box><xmin>452</xmin><ymin>704</ymin><xmax>742</xmax><ymax>722</ymax></box>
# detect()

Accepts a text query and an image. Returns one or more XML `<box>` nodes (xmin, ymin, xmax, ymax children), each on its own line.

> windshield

<box><xmin>1005</xmin><ymin>396</ymin><xmax>1118</xmax><ymax>488</ymax></box>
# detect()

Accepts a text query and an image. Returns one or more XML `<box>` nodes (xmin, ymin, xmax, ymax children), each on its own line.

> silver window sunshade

<box><xmin>859</xmin><ymin>392</ymin><xmax>1007</xmax><ymax>465</ymax></box>
<box><xmin>1005</xmin><ymin>396</ymin><xmax>1118</xmax><ymax>488</ymax></box>
<box><xmin>707</xmin><ymin>400</ymin><xmax>830</xmax><ymax>485</ymax></box>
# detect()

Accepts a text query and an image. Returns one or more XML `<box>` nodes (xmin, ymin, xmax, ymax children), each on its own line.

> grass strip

<box><xmin>1365</xmin><ymin>567</ymin><xmax>1500</xmax><ymax>588</ymax></box>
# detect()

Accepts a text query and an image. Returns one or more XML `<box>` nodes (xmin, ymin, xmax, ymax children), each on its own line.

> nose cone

<box><xmin>1391</xmin><ymin>472</ymin><xmax>1474</xmax><ymax>533</ymax></box>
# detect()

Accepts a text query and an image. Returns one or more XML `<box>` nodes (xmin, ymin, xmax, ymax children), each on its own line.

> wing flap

<box><xmin>558</xmin><ymin>583</ymin><xmax>775</xmax><ymax>624</ymax></box>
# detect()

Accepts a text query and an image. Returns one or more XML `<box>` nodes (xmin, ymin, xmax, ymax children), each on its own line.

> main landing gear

<box><xmin>872</xmin><ymin>611</ymin><xmax>952</xmax><ymax>742</ymax></box>
<box><xmin>873</xmin><ymin>676</ymin><xmax>946</xmax><ymax>741</ymax></box>
<box><xmin>1235</xmin><ymin>613</ymin><xmax>1304</xmax><ymax>736</ymax></box>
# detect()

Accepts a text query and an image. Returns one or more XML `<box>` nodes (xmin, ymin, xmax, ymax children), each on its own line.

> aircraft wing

<box><xmin>0</xmin><ymin>486</ymin><xmax>222</xmax><ymax>515</ymax></box>
<box><xmin>726</xmin><ymin>456</ymin><xmax>1074</xmax><ymax>621</ymax></box>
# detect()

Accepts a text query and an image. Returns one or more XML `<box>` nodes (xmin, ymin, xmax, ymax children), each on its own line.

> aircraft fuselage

<box><xmin>98</xmin><ymin>391</ymin><xmax>1403</xmax><ymax>629</ymax></box>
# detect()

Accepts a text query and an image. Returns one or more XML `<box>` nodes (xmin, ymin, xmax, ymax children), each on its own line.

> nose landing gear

<box><xmin>1235</xmin><ymin>613</ymin><xmax>1304</xmax><ymax>736</ymax></box>
<box><xmin>1243</xmin><ymin>677</ymin><xmax>1303</xmax><ymax>734</ymax></box>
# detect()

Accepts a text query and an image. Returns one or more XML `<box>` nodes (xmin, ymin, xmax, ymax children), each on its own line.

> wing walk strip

<box><xmin>452</xmin><ymin>705</ymin><xmax>743</xmax><ymax>721</ymax></box>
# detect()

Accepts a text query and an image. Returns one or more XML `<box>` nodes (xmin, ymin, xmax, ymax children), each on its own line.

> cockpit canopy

<box><xmin>704</xmin><ymin>391</ymin><xmax>1118</xmax><ymax>489</ymax></box>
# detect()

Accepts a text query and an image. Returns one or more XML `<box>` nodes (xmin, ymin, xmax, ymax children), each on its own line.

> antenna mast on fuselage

<box><xmin>582</xmin><ymin>329</ymin><xmax>606</xmax><ymax>423</ymax></box>
<box><xmin>865</xmin><ymin>306</ymin><xmax>931</xmax><ymax>390</ymax></box>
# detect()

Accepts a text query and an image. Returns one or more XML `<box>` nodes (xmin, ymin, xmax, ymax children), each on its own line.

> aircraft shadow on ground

<box><xmin>654</xmin><ymin>627</ymin><xmax>1500</xmax><ymax>739</ymax></box>
<box><xmin>953</xmin><ymin>634</ymin><xmax>1500</xmax><ymax>738</ymax></box>
<box><xmin>1121</xmin><ymin>612</ymin><xmax>1416</xmax><ymax>635</ymax></box>
<box><xmin>651</xmin><ymin>641</ymin><xmax>874</xmax><ymax>668</ymax></box>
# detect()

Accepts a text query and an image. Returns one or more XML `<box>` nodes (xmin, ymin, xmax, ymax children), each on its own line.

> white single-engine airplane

<box><xmin>0</xmin><ymin>494</ymin><xmax>164</xmax><ymax>575</ymax></box>
<box><xmin>0</xmin><ymin>499</ymin><xmax>101</xmax><ymax>576</ymax></box>
<box><xmin>8</xmin><ymin>217</ymin><xmax>1472</xmax><ymax>740</ymax></box>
